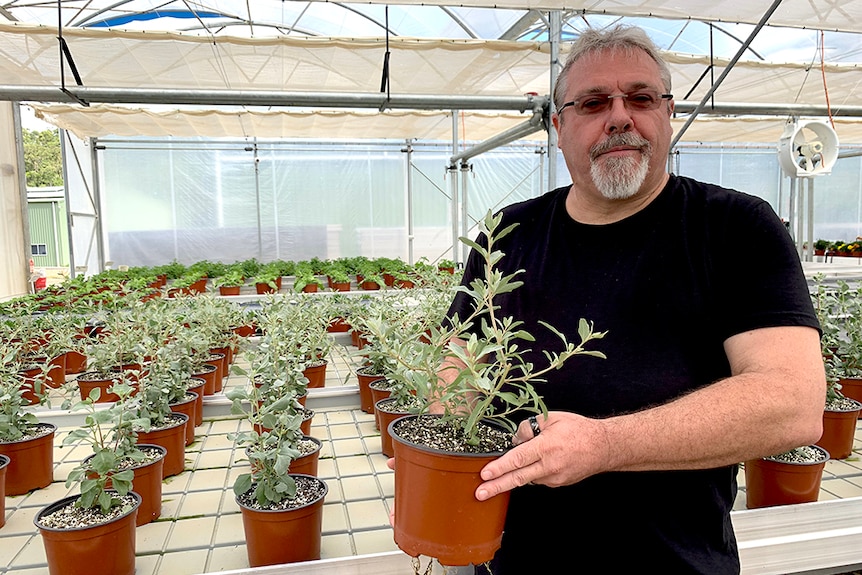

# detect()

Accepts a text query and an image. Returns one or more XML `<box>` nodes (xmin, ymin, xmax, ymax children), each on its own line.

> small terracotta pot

<box><xmin>236</xmin><ymin>475</ymin><xmax>327</xmax><ymax>567</ymax></box>
<box><xmin>218</xmin><ymin>285</ymin><xmax>241</xmax><ymax>296</ymax></box>
<box><xmin>46</xmin><ymin>355</ymin><xmax>67</xmax><ymax>388</ymax></box>
<box><xmin>188</xmin><ymin>378</ymin><xmax>206</xmax><ymax>426</ymax></box>
<box><xmin>255</xmin><ymin>282</ymin><xmax>276</xmax><ymax>294</ymax></box>
<box><xmin>85</xmin><ymin>445</ymin><xmax>166</xmax><ymax>526</ymax></box>
<box><xmin>744</xmin><ymin>445</ymin><xmax>829</xmax><ymax>509</ymax></box>
<box><xmin>389</xmin><ymin>415</ymin><xmax>510</xmax><ymax>566</ymax></box>
<box><xmin>302</xmin><ymin>361</ymin><xmax>327</xmax><ymax>389</ymax></box>
<box><xmin>0</xmin><ymin>422</ymin><xmax>56</xmax><ymax>495</ymax></box>
<box><xmin>169</xmin><ymin>391</ymin><xmax>198</xmax><ymax>446</ymax></box>
<box><xmin>375</xmin><ymin>398</ymin><xmax>410</xmax><ymax>458</ymax></box>
<box><xmin>136</xmin><ymin>413</ymin><xmax>189</xmax><ymax>478</ymax></box>
<box><xmin>192</xmin><ymin>364</ymin><xmax>218</xmax><ymax>396</ymax></box>
<box><xmin>246</xmin><ymin>436</ymin><xmax>321</xmax><ymax>477</ymax></box>
<box><xmin>356</xmin><ymin>368</ymin><xmax>383</xmax><ymax>414</ymax></box>
<box><xmin>206</xmin><ymin>352</ymin><xmax>226</xmax><ymax>392</ymax></box>
<box><xmin>63</xmin><ymin>351</ymin><xmax>88</xmax><ymax>375</ymax></box>
<box><xmin>816</xmin><ymin>403</ymin><xmax>862</xmax><ymax>459</ymax></box>
<box><xmin>35</xmin><ymin>490</ymin><xmax>141</xmax><ymax>575</ymax></box>
<box><xmin>838</xmin><ymin>377</ymin><xmax>862</xmax><ymax>403</ymax></box>
<box><xmin>76</xmin><ymin>372</ymin><xmax>137</xmax><ymax>403</ymax></box>
<box><xmin>369</xmin><ymin>380</ymin><xmax>393</xmax><ymax>430</ymax></box>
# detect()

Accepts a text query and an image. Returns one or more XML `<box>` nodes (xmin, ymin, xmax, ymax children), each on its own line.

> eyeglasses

<box><xmin>558</xmin><ymin>90</ymin><xmax>673</xmax><ymax>116</ymax></box>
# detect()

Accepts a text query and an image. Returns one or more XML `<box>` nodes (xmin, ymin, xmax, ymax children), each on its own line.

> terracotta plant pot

<box><xmin>838</xmin><ymin>376</ymin><xmax>862</xmax><ymax>403</ymax></box>
<box><xmin>744</xmin><ymin>445</ymin><xmax>829</xmax><ymax>509</ymax></box>
<box><xmin>46</xmin><ymin>355</ymin><xmax>67</xmax><ymax>388</ymax></box>
<box><xmin>289</xmin><ymin>437</ymin><xmax>322</xmax><ymax>477</ymax></box>
<box><xmin>63</xmin><ymin>351</ymin><xmax>88</xmax><ymax>375</ymax></box>
<box><xmin>169</xmin><ymin>391</ymin><xmax>199</xmax><ymax>446</ymax></box>
<box><xmin>232</xmin><ymin>324</ymin><xmax>257</xmax><ymax>338</ymax></box>
<box><xmin>369</xmin><ymin>379</ymin><xmax>393</xmax><ymax>430</ymax></box>
<box><xmin>18</xmin><ymin>365</ymin><xmax>46</xmax><ymax>405</ymax></box>
<box><xmin>375</xmin><ymin>398</ymin><xmax>410</xmax><ymax>458</ymax></box>
<box><xmin>389</xmin><ymin>414</ymin><xmax>510</xmax><ymax>566</ymax></box>
<box><xmin>192</xmin><ymin>363</ymin><xmax>219</xmax><ymax>396</ymax></box>
<box><xmin>301</xmin><ymin>283</ymin><xmax>318</xmax><ymax>293</ymax></box>
<box><xmin>136</xmin><ymin>413</ymin><xmax>189</xmax><ymax>478</ymax></box>
<box><xmin>219</xmin><ymin>285</ymin><xmax>241</xmax><ymax>296</ymax></box>
<box><xmin>236</xmin><ymin>474</ymin><xmax>328</xmax><ymax>567</ymax></box>
<box><xmin>255</xmin><ymin>282</ymin><xmax>276</xmax><ymax>294</ymax></box>
<box><xmin>302</xmin><ymin>360</ymin><xmax>327</xmax><ymax>389</ymax></box>
<box><xmin>75</xmin><ymin>372</ymin><xmax>127</xmax><ymax>403</ymax></box>
<box><xmin>85</xmin><ymin>444</ymin><xmax>166</xmax><ymax>526</ymax></box>
<box><xmin>0</xmin><ymin>422</ymin><xmax>56</xmax><ymax>495</ymax></box>
<box><xmin>330</xmin><ymin>280</ymin><xmax>351</xmax><ymax>292</ymax></box>
<box><xmin>0</xmin><ymin>454</ymin><xmax>9</xmax><ymax>528</ymax></box>
<box><xmin>355</xmin><ymin>367</ymin><xmax>383</xmax><ymax>414</ymax></box>
<box><xmin>188</xmin><ymin>378</ymin><xmax>205</xmax><ymax>426</ymax></box>
<box><xmin>35</xmin><ymin>490</ymin><xmax>141</xmax><ymax>575</ymax></box>
<box><xmin>206</xmin><ymin>352</ymin><xmax>227</xmax><ymax>392</ymax></box>
<box><xmin>246</xmin><ymin>436</ymin><xmax>321</xmax><ymax>477</ymax></box>
<box><xmin>816</xmin><ymin>402</ymin><xmax>862</xmax><ymax>459</ymax></box>
<box><xmin>327</xmin><ymin>317</ymin><xmax>351</xmax><ymax>332</ymax></box>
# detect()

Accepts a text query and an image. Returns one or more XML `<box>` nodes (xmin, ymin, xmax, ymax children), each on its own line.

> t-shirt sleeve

<box><xmin>710</xmin><ymin>196</ymin><xmax>820</xmax><ymax>340</ymax></box>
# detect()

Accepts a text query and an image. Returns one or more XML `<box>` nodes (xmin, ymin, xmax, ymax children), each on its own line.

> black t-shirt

<box><xmin>447</xmin><ymin>175</ymin><xmax>819</xmax><ymax>573</ymax></box>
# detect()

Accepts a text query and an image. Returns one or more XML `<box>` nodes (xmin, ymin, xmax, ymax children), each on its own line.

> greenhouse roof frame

<box><xmin>0</xmin><ymin>1</ymin><xmax>861</xmax><ymax>144</ymax></box>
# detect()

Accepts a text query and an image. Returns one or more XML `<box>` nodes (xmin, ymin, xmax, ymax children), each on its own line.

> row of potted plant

<box><xmin>813</xmin><ymin>238</ymin><xmax>862</xmax><ymax>256</ymax></box>
<box><xmin>745</xmin><ymin>274</ymin><xmax>862</xmax><ymax>509</ymax></box>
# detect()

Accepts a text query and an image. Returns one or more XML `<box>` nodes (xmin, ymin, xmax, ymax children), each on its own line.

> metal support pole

<box><xmin>548</xmin><ymin>10</ymin><xmax>562</xmax><ymax>193</ymax></box>
<box><xmin>670</xmin><ymin>0</ymin><xmax>785</xmax><ymax>149</ymax></box>
<box><xmin>450</xmin><ymin>111</ymin><xmax>460</xmax><ymax>264</ymax></box>
<box><xmin>403</xmin><ymin>139</ymin><xmax>415</xmax><ymax>264</ymax></box>
<box><xmin>460</xmin><ymin>161</ymin><xmax>471</xmax><ymax>264</ymax></box>
<box><xmin>90</xmin><ymin>137</ymin><xmax>105</xmax><ymax>274</ymax></box>
<box><xmin>252</xmin><ymin>141</ymin><xmax>263</xmax><ymax>261</ymax></box>
<box><xmin>806</xmin><ymin>178</ymin><xmax>815</xmax><ymax>262</ymax></box>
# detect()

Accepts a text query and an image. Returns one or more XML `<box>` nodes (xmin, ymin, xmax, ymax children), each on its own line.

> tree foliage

<box><xmin>23</xmin><ymin>128</ymin><xmax>63</xmax><ymax>187</ymax></box>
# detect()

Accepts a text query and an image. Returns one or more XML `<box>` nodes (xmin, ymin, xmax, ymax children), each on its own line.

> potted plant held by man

<box><xmin>387</xmin><ymin>211</ymin><xmax>607</xmax><ymax>568</ymax></box>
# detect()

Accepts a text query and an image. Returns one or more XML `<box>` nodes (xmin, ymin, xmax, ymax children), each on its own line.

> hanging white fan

<box><xmin>777</xmin><ymin>120</ymin><xmax>839</xmax><ymax>177</ymax></box>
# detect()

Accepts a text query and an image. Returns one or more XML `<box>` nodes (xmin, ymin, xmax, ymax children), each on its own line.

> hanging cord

<box><xmin>379</xmin><ymin>6</ymin><xmax>391</xmax><ymax>110</ymax></box>
<box><xmin>819</xmin><ymin>30</ymin><xmax>835</xmax><ymax>129</ymax></box>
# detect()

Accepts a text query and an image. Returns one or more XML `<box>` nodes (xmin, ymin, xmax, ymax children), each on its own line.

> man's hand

<box><xmin>475</xmin><ymin>412</ymin><xmax>612</xmax><ymax>501</ymax></box>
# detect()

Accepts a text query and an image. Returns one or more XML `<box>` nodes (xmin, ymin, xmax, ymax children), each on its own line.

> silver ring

<box><xmin>528</xmin><ymin>415</ymin><xmax>541</xmax><ymax>437</ymax></box>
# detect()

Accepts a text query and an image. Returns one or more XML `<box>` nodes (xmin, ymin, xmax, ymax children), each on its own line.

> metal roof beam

<box><xmin>0</xmin><ymin>86</ymin><xmax>546</xmax><ymax>112</ymax></box>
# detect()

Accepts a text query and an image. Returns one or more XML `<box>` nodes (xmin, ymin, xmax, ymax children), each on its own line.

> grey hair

<box><xmin>553</xmin><ymin>25</ymin><xmax>673</xmax><ymax>112</ymax></box>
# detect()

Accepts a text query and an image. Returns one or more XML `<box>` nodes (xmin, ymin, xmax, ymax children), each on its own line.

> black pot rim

<box><xmin>388</xmin><ymin>413</ymin><xmax>511</xmax><ymax>458</ymax></box>
<box><xmin>234</xmin><ymin>473</ymin><xmax>328</xmax><ymax>512</ymax></box>
<box><xmin>0</xmin><ymin>453</ymin><xmax>9</xmax><ymax>466</ymax></box>
<box><xmin>34</xmin><ymin>490</ymin><xmax>142</xmax><ymax>532</ymax></box>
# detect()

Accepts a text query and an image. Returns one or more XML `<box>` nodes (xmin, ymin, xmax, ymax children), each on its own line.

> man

<box><xmin>447</xmin><ymin>25</ymin><xmax>825</xmax><ymax>573</ymax></box>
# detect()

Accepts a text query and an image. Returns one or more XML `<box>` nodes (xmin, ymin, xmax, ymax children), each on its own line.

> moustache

<box><xmin>590</xmin><ymin>133</ymin><xmax>651</xmax><ymax>160</ymax></box>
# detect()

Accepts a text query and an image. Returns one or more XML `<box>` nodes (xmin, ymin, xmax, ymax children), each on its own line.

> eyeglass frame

<box><xmin>557</xmin><ymin>90</ymin><xmax>673</xmax><ymax>116</ymax></box>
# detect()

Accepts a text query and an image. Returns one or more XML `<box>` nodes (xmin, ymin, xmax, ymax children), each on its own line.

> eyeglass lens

<box><xmin>562</xmin><ymin>90</ymin><xmax>671</xmax><ymax>116</ymax></box>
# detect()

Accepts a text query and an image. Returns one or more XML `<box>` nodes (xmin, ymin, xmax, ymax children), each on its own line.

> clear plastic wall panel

<box><xmin>675</xmin><ymin>145</ymin><xmax>862</xmax><ymax>246</ymax></box>
<box><xmin>101</xmin><ymin>142</ymin><xmax>259</xmax><ymax>267</ymax></box>
<box><xmin>411</xmin><ymin>151</ymin><xmax>461</xmax><ymax>262</ymax></box>
<box><xmin>257</xmin><ymin>144</ymin><xmax>407</xmax><ymax>262</ymax></box>
<box><xmin>811</xmin><ymin>154</ymin><xmax>862</xmax><ymax>242</ymax></box>
<box><xmin>461</xmin><ymin>148</ymin><xmax>545</xmax><ymax>238</ymax></box>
